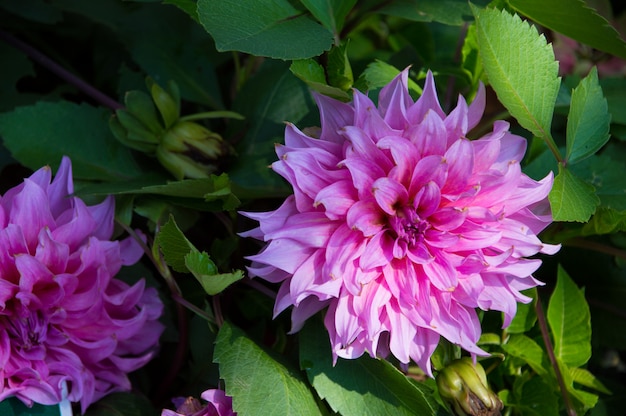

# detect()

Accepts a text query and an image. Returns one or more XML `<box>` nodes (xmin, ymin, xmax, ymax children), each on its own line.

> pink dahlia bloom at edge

<box><xmin>0</xmin><ymin>156</ymin><xmax>164</xmax><ymax>413</ymax></box>
<box><xmin>162</xmin><ymin>389</ymin><xmax>237</xmax><ymax>416</ymax></box>
<box><xmin>241</xmin><ymin>69</ymin><xmax>560</xmax><ymax>375</ymax></box>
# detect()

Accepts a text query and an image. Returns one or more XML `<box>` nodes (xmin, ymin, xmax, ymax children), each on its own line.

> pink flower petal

<box><xmin>241</xmin><ymin>68</ymin><xmax>558</xmax><ymax>376</ymax></box>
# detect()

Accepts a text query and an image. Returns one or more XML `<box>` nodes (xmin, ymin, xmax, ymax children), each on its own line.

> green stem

<box><xmin>545</xmin><ymin>133</ymin><xmax>564</xmax><ymax>164</ymax></box>
<box><xmin>179</xmin><ymin>111</ymin><xmax>244</xmax><ymax>122</ymax></box>
<box><xmin>172</xmin><ymin>292</ymin><xmax>215</xmax><ymax>322</ymax></box>
<box><xmin>535</xmin><ymin>293</ymin><xmax>577</xmax><ymax>416</ymax></box>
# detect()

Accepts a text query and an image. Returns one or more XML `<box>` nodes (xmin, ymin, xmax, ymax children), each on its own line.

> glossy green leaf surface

<box><xmin>566</xmin><ymin>67</ymin><xmax>610</xmax><ymax>164</ymax></box>
<box><xmin>197</xmin><ymin>0</ymin><xmax>333</xmax><ymax>59</ymax></box>
<box><xmin>547</xmin><ymin>266</ymin><xmax>592</xmax><ymax>368</ymax></box>
<box><xmin>215</xmin><ymin>322</ymin><xmax>322</xmax><ymax>416</ymax></box>
<box><xmin>300</xmin><ymin>319</ymin><xmax>441</xmax><ymax>416</ymax></box>
<box><xmin>509</xmin><ymin>0</ymin><xmax>626</xmax><ymax>59</ymax></box>
<box><xmin>549</xmin><ymin>166</ymin><xmax>599</xmax><ymax>222</ymax></box>
<box><xmin>473</xmin><ymin>6</ymin><xmax>560</xmax><ymax>140</ymax></box>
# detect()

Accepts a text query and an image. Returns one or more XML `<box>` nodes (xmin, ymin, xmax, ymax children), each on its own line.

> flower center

<box><xmin>4</xmin><ymin>309</ymin><xmax>48</xmax><ymax>350</ymax></box>
<box><xmin>389</xmin><ymin>207</ymin><xmax>429</xmax><ymax>248</ymax></box>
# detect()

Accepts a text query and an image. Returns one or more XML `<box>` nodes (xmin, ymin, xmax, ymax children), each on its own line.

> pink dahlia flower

<box><xmin>162</xmin><ymin>389</ymin><xmax>237</xmax><ymax>416</ymax></box>
<box><xmin>0</xmin><ymin>157</ymin><xmax>164</xmax><ymax>413</ymax></box>
<box><xmin>241</xmin><ymin>69</ymin><xmax>559</xmax><ymax>375</ymax></box>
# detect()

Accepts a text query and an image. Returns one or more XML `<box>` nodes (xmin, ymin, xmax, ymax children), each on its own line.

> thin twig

<box><xmin>173</xmin><ymin>292</ymin><xmax>215</xmax><ymax>323</ymax></box>
<box><xmin>0</xmin><ymin>29</ymin><xmax>122</xmax><ymax>110</ymax></box>
<box><xmin>212</xmin><ymin>296</ymin><xmax>224</xmax><ymax>327</ymax></box>
<box><xmin>565</xmin><ymin>237</ymin><xmax>626</xmax><ymax>261</ymax></box>
<box><xmin>535</xmin><ymin>293</ymin><xmax>577</xmax><ymax>416</ymax></box>
<box><xmin>115</xmin><ymin>220</ymin><xmax>190</xmax><ymax>402</ymax></box>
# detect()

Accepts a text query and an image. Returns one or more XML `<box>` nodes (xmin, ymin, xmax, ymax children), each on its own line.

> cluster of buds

<box><xmin>110</xmin><ymin>78</ymin><xmax>241</xmax><ymax>179</ymax></box>
<box><xmin>436</xmin><ymin>358</ymin><xmax>503</xmax><ymax>416</ymax></box>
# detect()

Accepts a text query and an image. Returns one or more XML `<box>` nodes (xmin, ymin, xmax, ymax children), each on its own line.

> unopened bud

<box><xmin>157</xmin><ymin>120</ymin><xmax>230</xmax><ymax>179</ymax></box>
<box><xmin>436</xmin><ymin>358</ymin><xmax>503</xmax><ymax>416</ymax></box>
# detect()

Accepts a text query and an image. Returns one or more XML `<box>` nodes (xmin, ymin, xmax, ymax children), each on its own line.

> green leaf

<box><xmin>326</xmin><ymin>42</ymin><xmax>353</xmax><ymax>90</ymax></box>
<box><xmin>582</xmin><ymin>207</ymin><xmax>626</xmax><ymax>236</ymax></box>
<box><xmin>197</xmin><ymin>0</ymin><xmax>333</xmax><ymax>59</ymax></box>
<box><xmin>509</xmin><ymin>0</ymin><xmax>626</xmax><ymax>60</ymax></box>
<box><xmin>354</xmin><ymin>60</ymin><xmax>423</xmax><ymax>96</ymax></box>
<box><xmin>507</xmin><ymin>288</ymin><xmax>538</xmax><ymax>334</ymax></box>
<box><xmin>55</xmin><ymin>1</ymin><xmax>226</xmax><ymax>110</ymax></box>
<box><xmin>202</xmin><ymin>174</ymin><xmax>241</xmax><ymax>211</ymax></box>
<box><xmin>601</xmin><ymin>78</ymin><xmax>626</xmax><ymax>125</ymax></box>
<box><xmin>378</xmin><ymin>0</ymin><xmax>475</xmax><ymax>26</ymax></box>
<box><xmin>547</xmin><ymin>265</ymin><xmax>592</xmax><ymax>368</ymax></box>
<box><xmin>575</xmin><ymin>151</ymin><xmax>626</xmax><ymax>212</ymax></box>
<box><xmin>504</xmin><ymin>376</ymin><xmax>559</xmax><ymax>416</ymax></box>
<box><xmin>78</xmin><ymin>174</ymin><xmax>240</xmax><ymax>211</ymax></box>
<box><xmin>472</xmin><ymin>6</ymin><xmax>560</xmax><ymax>140</ymax></box>
<box><xmin>228</xmin><ymin>60</ymin><xmax>314</xmax><ymax>198</ymax></box>
<box><xmin>500</xmin><ymin>334</ymin><xmax>550</xmax><ymax>377</ymax></box>
<box><xmin>569</xmin><ymin>367</ymin><xmax>612</xmax><ymax>395</ymax></box>
<box><xmin>549</xmin><ymin>166</ymin><xmax>599</xmax><ymax>222</ymax></box>
<box><xmin>185</xmin><ymin>251</ymin><xmax>244</xmax><ymax>295</ymax></box>
<box><xmin>0</xmin><ymin>101</ymin><xmax>142</xmax><ymax>181</ymax></box>
<box><xmin>461</xmin><ymin>24</ymin><xmax>484</xmax><ymax>92</ymax></box>
<box><xmin>289</xmin><ymin>59</ymin><xmax>351</xmax><ymax>101</ymax></box>
<box><xmin>155</xmin><ymin>215</ymin><xmax>196</xmax><ymax>273</ymax></box>
<box><xmin>300</xmin><ymin>319</ymin><xmax>440</xmax><ymax>416</ymax></box>
<box><xmin>299</xmin><ymin>0</ymin><xmax>356</xmax><ymax>39</ymax></box>
<box><xmin>0</xmin><ymin>398</ymin><xmax>62</xmax><ymax>416</ymax></box>
<box><xmin>214</xmin><ymin>322</ymin><xmax>322</xmax><ymax>416</ymax></box>
<box><xmin>558</xmin><ymin>357</ymin><xmax>599</xmax><ymax>415</ymax></box>
<box><xmin>566</xmin><ymin>67</ymin><xmax>611</xmax><ymax>164</ymax></box>
<box><xmin>163</xmin><ymin>0</ymin><xmax>199</xmax><ymax>21</ymax></box>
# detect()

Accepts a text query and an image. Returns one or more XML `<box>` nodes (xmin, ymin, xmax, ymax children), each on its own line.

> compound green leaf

<box><xmin>228</xmin><ymin>60</ymin><xmax>314</xmax><ymax>198</ymax></box>
<box><xmin>509</xmin><ymin>0</ymin><xmax>626</xmax><ymax>60</ymax></box>
<box><xmin>574</xmin><ymin>151</ymin><xmax>626</xmax><ymax>212</ymax></box>
<box><xmin>155</xmin><ymin>215</ymin><xmax>196</xmax><ymax>273</ymax></box>
<box><xmin>472</xmin><ymin>6</ymin><xmax>560</xmax><ymax>140</ymax></box>
<box><xmin>503</xmin><ymin>376</ymin><xmax>559</xmax><ymax>416</ymax></box>
<box><xmin>549</xmin><ymin>166</ymin><xmax>599</xmax><ymax>222</ymax></box>
<box><xmin>547</xmin><ymin>265</ymin><xmax>592</xmax><ymax>368</ymax></box>
<box><xmin>326</xmin><ymin>42</ymin><xmax>353</xmax><ymax>90</ymax></box>
<box><xmin>501</xmin><ymin>334</ymin><xmax>550</xmax><ymax>377</ymax></box>
<box><xmin>582</xmin><ymin>207</ymin><xmax>626</xmax><ymax>236</ymax></box>
<box><xmin>569</xmin><ymin>367</ymin><xmax>611</xmax><ymax>395</ymax></box>
<box><xmin>300</xmin><ymin>319</ymin><xmax>440</xmax><ymax>416</ymax></box>
<box><xmin>197</xmin><ymin>0</ymin><xmax>333</xmax><ymax>59</ymax></box>
<box><xmin>185</xmin><ymin>251</ymin><xmax>244</xmax><ymax>295</ymax></box>
<box><xmin>379</xmin><ymin>0</ymin><xmax>475</xmax><ymax>26</ymax></box>
<box><xmin>289</xmin><ymin>59</ymin><xmax>351</xmax><ymax>101</ymax></box>
<box><xmin>354</xmin><ymin>60</ymin><xmax>423</xmax><ymax>96</ymax></box>
<box><xmin>299</xmin><ymin>0</ymin><xmax>355</xmax><ymax>39</ymax></box>
<box><xmin>566</xmin><ymin>67</ymin><xmax>610</xmax><ymax>164</ymax></box>
<box><xmin>215</xmin><ymin>322</ymin><xmax>322</xmax><ymax>416</ymax></box>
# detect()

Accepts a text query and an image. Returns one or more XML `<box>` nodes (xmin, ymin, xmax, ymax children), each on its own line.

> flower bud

<box><xmin>157</xmin><ymin>120</ymin><xmax>231</xmax><ymax>179</ymax></box>
<box><xmin>436</xmin><ymin>358</ymin><xmax>503</xmax><ymax>416</ymax></box>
